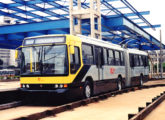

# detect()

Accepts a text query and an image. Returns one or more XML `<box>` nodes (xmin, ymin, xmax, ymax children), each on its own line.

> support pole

<box><xmin>97</xmin><ymin>0</ymin><xmax>102</xmax><ymax>39</ymax></box>
<box><xmin>77</xmin><ymin>0</ymin><xmax>82</xmax><ymax>34</ymax></box>
<box><xmin>156</xmin><ymin>51</ymin><xmax>159</xmax><ymax>75</ymax></box>
<box><xmin>69</xmin><ymin>0</ymin><xmax>102</xmax><ymax>39</ymax></box>
<box><xmin>69</xmin><ymin>0</ymin><xmax>74</xmax><ymax>35</ymax></box>
<box><xmin>90</xmin><ymin>0</ymin><xmax>95</xmax><ymax>38</ymax></box>
<box><xmin>160</xmin><ymin>29</ymin><xmax>163</xmax><ymax>79</ymax></box>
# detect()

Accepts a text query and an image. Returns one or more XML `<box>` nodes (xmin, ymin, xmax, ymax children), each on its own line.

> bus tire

<box><xmin>83</xmin><ymin>81</ymin><xmax>92</xmax><ymax>98</ymax></box>
<box><xmin>140</xmin><ymin>75</ymin><xmax>143</xmax><ymax>86</ymax></box>
<box><xmin>117</xmin><ymin>77</ymin><xmax>122</xmax><ymax>91</ymax></box>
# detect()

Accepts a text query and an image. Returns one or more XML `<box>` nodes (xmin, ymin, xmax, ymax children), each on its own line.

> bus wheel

<box><xmin>83</xmin><ymin>81</ymin><xmax>92</xmax><ymax>98</ymax></box>
<box><xmin>117</xmin><ymin>77</ymin><xmax>122</xmax><ymax>91</ymax></box>
<box><xmin>140</xmin><ymin>75</ymin><xmax>143</xmax><ymax>86</ymax></box>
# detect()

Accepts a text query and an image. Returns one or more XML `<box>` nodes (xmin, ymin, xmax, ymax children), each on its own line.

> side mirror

<box><xmin>15</xmin><ymin>50</ymin><xmax>18</xmax><ymax>59</ymax></box>
<box><xmin>0</xmin><ymin>59</ymin><xmax>3</xmax><ymax>65</ymax></box>
<box><xmin>15</xmin><ymin>46</ymin><xmax>22</xmax><ymax>60</ymax></box>
<box><xmin>70</xmin><ymin>46</ymin><xmax>75</xmax><ymax>54</ymax></box>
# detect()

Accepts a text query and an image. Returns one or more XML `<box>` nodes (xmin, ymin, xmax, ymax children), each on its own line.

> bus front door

<box><xmin>95</xmin><ymin>47</ymin><xmax>104</xmax><ymax>93</ymax></box>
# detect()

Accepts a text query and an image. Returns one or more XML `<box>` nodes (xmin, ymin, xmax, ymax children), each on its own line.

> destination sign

<box><xmin>35</xmin><ymin>36</ymin><xmax>65</xmax><ymax>44</ymax></box>
<box><xmin>24</xmin><ymin>39</ymin><xmax>34</xmax><ymax>45</ymax></box>
<box><xmin>24</xmin><ymin>36</ymin><xmax>66</xmax><ymax>45</ymax></box>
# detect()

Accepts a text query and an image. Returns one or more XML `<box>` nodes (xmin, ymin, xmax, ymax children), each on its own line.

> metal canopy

<box><xmin>0</xmin><ymin>0</ymin><xmax>163</xmax><ymax>50</ymax></box>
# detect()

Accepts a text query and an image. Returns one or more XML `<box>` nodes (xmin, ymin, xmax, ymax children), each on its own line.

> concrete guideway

<box><xmin>0</xmin><ymin>106</ymin><xmax>55</xmax><ymax>120</ymax></box>
<box><xmin>41</xmin><ymin>87</ymin><xmax>165</xmax><ymax>120</ymax></box>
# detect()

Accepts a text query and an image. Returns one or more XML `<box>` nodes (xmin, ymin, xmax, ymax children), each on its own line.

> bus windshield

<box><xmin>21</xmin><ymin>45</ymin><xmax>68</xmax><ymax>76</ymax></box>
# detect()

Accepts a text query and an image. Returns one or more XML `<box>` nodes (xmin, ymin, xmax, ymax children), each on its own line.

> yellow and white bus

<box><xmin>19</xmin><ymin>34</ymin><xmax>149</xmax><ymax>98</ymax></box>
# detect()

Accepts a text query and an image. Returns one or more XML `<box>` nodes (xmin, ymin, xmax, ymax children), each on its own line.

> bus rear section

<box><xmin>128</xmin><ymin>49</ymin><xmax>149</xmax><ymax>86</ymax></box>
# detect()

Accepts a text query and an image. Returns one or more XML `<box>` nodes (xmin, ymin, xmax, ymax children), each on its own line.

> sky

<box><xmin>128</xmin><ymin>0</ymin><xmax>165</xmax><ymax>44</ymax></box>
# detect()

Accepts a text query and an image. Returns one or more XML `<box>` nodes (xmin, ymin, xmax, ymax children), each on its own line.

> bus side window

<box><xmin>144</xmin><ymin>56</ymin><xmax>149</xmax><ymax>67</ymax></box>
<box><xmin>82</xmin><ymin>44</ymin><xmax>94</xmax><ymax>65</ymax></box>
<box><xmin>139</xmin><ymin>55</ymin><xmax>143</xmax><ymax>66</ymax></box>
<box><xmin>147</xmin><ymin>56</ymin><xmax>149</xmax><ymax>66</ymax></box>
<box><xmin>94</xmin><ymin>47</ymin><xmax>103</xmax><ymax>67</ymax></box>
<box><xmin>142</xmin><ymin>56</ymin><xmax>145</xmax><ymax>66</ymax></box>
<box><xmin>114</xmin><ymin>51</ymin><xmax>120</xmax><ymax>66</ymax></box>
<box><xmin>103</xmin><ymin>48</ymin><xmax>108</xmax><ymax>65</ymax></box>
<box><xmin>120</xmin><ymin>52</ymin><xmax>124</xmax><ymax>66</ymax></box>
<box><xmin>70</xmin><ymin>47</ymin><xmax>80</xmax><ymax>74</ymax></box>
<box><xmin>95</xmin><ymin>47</ymin><xmax>99</xmax><ymax>65</ymax></box>
<box><xmin>129</xmin><ymin>54</ymin><xmax>134</xmax><ymax>67</ymax></box>
<box><xmin>108</xmin><ymin>49</ymin><xmax>115</xmax><ymax>65</ymax></box>
<box><xmin>134</xmin><ymin>55</ymin><xmax>139</xmax><ymax>66</ymax></box>
<box><xmin>100</xmin><ymin>48</ymin><xmax>104</xmax><ymax>66</ymax></box>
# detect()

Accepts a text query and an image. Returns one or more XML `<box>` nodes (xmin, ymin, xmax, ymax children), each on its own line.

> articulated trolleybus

<box><xmin>19</xmin><ymin>34</ymin><xmax>149</xmax><ymax>98</ymax></box>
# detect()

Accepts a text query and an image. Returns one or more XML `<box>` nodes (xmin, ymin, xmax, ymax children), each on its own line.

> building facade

<box><xmin>0</xmin><ymin>16</ymin><xmax>17</xmax><ymax>68</ymax></box>
<box><xmin>0</xmin><ymin>49</ymin><xmax>17</xmax><ymax>68</ymax></box>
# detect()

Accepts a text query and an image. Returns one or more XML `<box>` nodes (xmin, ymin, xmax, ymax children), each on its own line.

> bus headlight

<box><xmin>26</xmin><ymin>84</ymin><xmax>29</xmax><ymax>88</ymax></box>
<box><xmin>23</xmin><ymin>85</ymin><xmax>25</xmax><ymax>88</ymax></box>
<box><xmin>55</xmin><ymin>84</ymin><xmax>58</xmax><ymax>88</ymax></box>
<box><xmin>60</xmin><ymin>84</ymin><xmax>63</xmax><ymax>88</ymax></box>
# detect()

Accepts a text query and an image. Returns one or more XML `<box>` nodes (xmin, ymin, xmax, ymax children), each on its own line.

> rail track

<box><xmin>129</xmin><ymin>88</ymin><xmax>165</xmax><ymax>120</ymax></box>
<box><xmin>0</xmin><ymin>84</ymin><xmax>162</xmax><ymax>120</ymax></box>
<box><xmin>0</xmin><ymin>101</ymin><xmax>22</xmax><ymax>110</ymax></box>
<box><xmin>0</xmin><ymin>89</ymin><xmax>24</xmax><ymax>111</ymax></box>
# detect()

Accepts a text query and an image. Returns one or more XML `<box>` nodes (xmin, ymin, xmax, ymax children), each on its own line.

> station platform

<box><xmin>0</xmin><ymin>81</ymin><xmax>19</xmax><ymax>92</ymax></box>
<box><xmin>144</xmin><ymin>79</ymin><xmax>165</xmax><ymax>86</ymax></box>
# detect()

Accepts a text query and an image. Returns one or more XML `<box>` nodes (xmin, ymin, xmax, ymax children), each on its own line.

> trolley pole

<box><xmin>160</xmin><ymin>29</ymin><xmax>163</xmax><ymax>79</ymax></box>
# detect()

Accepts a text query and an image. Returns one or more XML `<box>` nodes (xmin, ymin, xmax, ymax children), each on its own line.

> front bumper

<box><xmin>20</xmin><ymin>88</ymin><xmax>69</xmax><ymax>94</ymax></box>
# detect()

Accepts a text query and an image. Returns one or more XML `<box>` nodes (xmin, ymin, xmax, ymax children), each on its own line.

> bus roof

<box><xmin>77</xmin><ymin>34</ymin><xmax>124</xmax><ymax>51</ymax></box>
<box><xmin>24</xmin><ymin>34</ymin><xmax>66</xmax><ymax>40</ymax></box>
<box><xmin>128</xmin><ymin>48</ymin><xmax>148</xmax><ymax>55</ymax></box>
<box><xmin>23</xmin><ymin>34</ymin><xmax>148</xmax><ymax>55</ymax></box>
